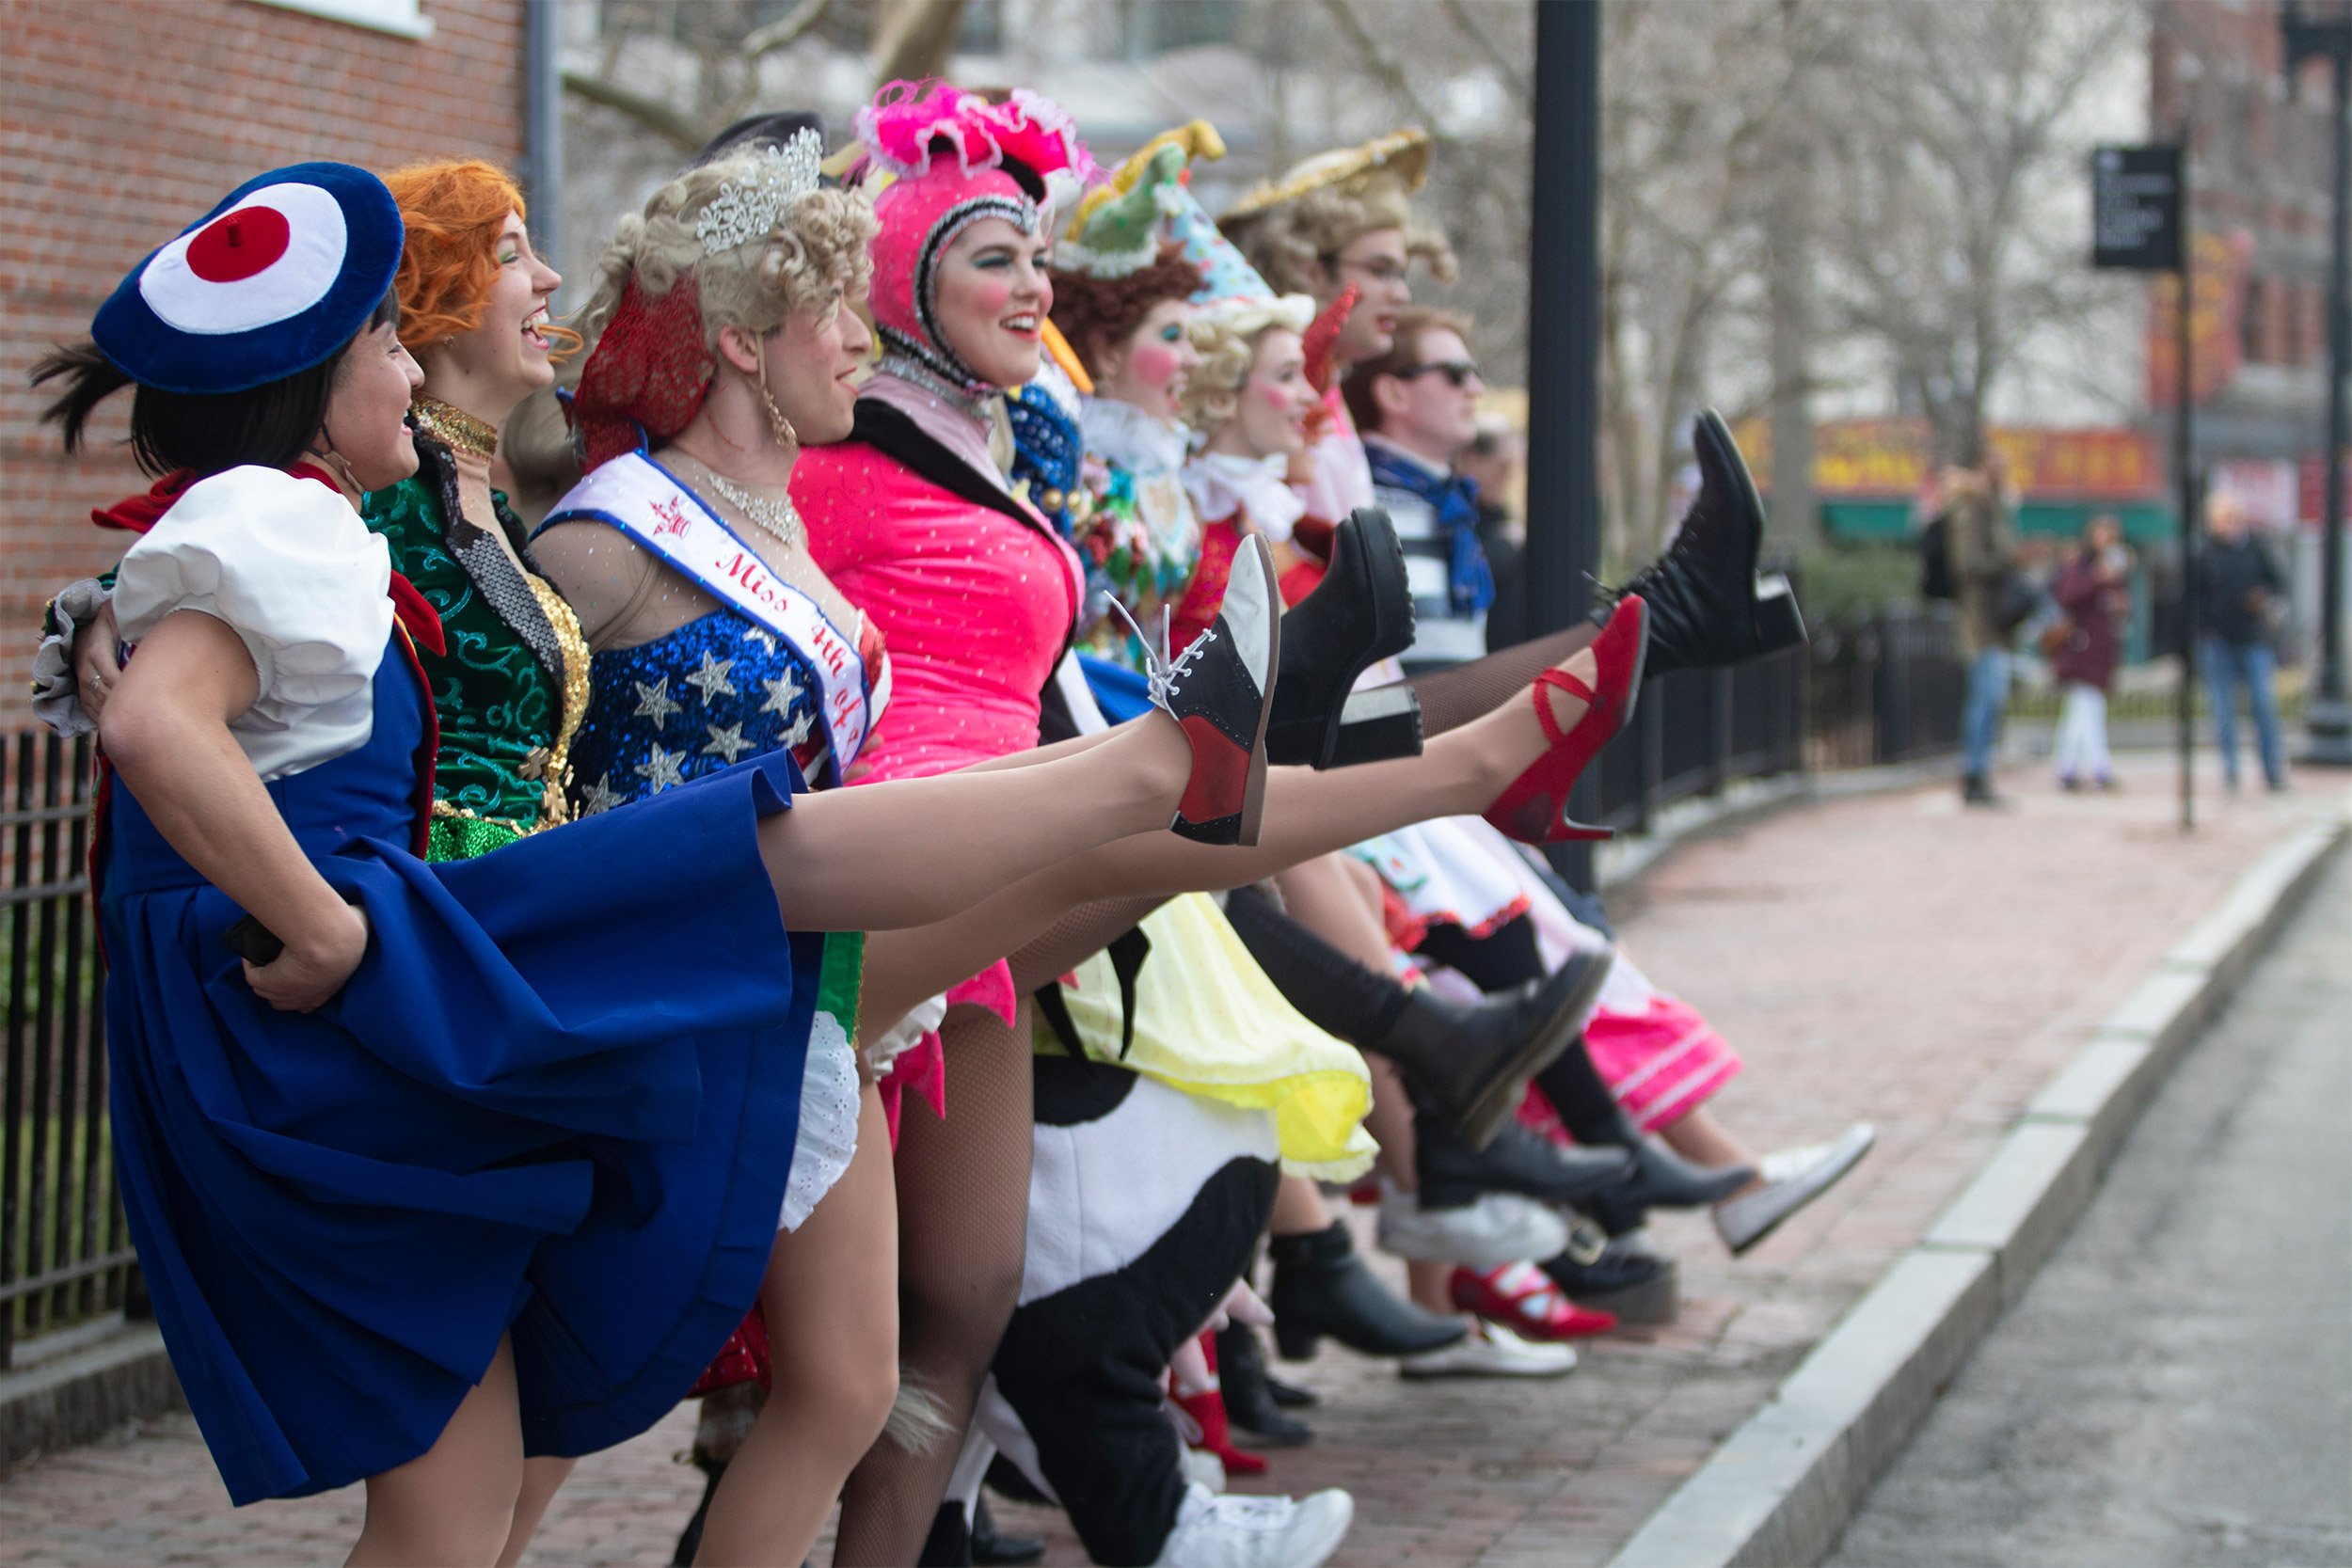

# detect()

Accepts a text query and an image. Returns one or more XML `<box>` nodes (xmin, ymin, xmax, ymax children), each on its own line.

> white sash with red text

<box><xmin>542</xmin><ymin>451</ymin><xmax>874</xmax><ymax>768</ymax></box>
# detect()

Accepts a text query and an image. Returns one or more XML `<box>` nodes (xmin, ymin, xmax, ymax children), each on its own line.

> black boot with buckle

<box><xmin>1216</xmin><ymin>1322</ymin><xmax>1314</xmax><ymax>1447</ymax></box>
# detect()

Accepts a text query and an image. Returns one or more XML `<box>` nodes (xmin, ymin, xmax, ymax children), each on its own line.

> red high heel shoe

<box><xmin>1482</xmin><ymin>595</ymin><xmax>1649</xmax><ymax>844</ymax></box>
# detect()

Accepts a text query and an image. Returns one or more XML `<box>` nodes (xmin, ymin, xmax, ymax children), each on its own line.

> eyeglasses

<box><xmin>1394</xmin><ymin>359</ymin><xmax>1482</xmax><ymax>388</ymax></box>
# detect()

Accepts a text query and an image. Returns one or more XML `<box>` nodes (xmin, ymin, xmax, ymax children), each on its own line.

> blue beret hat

<box><xmin>91</xmin><ymin>162</ymin><xmax>404</xmax><ymax>395</ymax></box>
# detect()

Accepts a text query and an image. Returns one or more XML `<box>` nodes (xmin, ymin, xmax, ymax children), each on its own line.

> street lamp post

<box><xmin>2286</xmin><ymin>0</ymin><xmax>2352</xmax><ymax>764</ymax></box>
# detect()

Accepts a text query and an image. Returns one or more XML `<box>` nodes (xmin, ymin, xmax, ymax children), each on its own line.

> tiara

<box><xmin>697</xmin><ymin>128</ymin><xmax>824</xmax><ymax>255</ymax></box>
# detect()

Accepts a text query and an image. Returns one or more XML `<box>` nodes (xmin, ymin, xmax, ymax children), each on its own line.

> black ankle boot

<box><xmin>1216</xmin><ymin>1323</ymin><xmax>1314</xmax><ymax>1447</ymax></box>
<box><xmin>1417</xmin><ymin>1116</ymin><xmax>1634</xmax><ymax>1211</ymax></box>
<box><xmin>1606</xmin><ymin>410</ymin><xmax>1805</xmax><ymax>678</ymax></box>
<box><xmin>1541</xmin><ymin>1222</ymin><xmax>1680</xmax><ymax>1325</ymax></box>
<box><xmin>971</xmin><ymin>1496</ymin><xmax>1045</xmax><ymax>1566</ymax></box>
<box><xmin>1584</xmin><ymin>1133</ymin><xmax>1757</xmax><ymax>1236</ymax></box>
<box><xmin>671</xmin><ymin>1455</ymin><xmax>724</xmax><ymax>1566</ymax></box>
<box><xmin>1368</xmin><ymin>948</ymin><xmax>1612</xmax><ymax>1151</ymax></box>
<box><xmin>918</xmin><ymin>1501</ymin><xmax>974</xmax><ymax>1567</ymax></box>
<box><xmin>1268</xmin><ymin>1220</ymin><xmax>1468</xmax><ymax>1359</ymax></box>
<box><xmin>1266</xmin><ymin>506</ymin><xmax>1423</xmax><ymax>768</ymax></box>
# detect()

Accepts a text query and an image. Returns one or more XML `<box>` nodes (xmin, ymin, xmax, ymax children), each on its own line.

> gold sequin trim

<box><xmin>523</xmin><ymin>570</ymin><xmax>593</xmax><ymax>831</ymax></box>
<box><xmin>410</xmin><ymin>394</ymin><xmax>500</xmax><ymax>459</ymax></box>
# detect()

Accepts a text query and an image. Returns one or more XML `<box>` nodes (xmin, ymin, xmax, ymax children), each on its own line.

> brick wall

<box><xmin>0</xmin><ymin>0</ymin><xmax>525</xmax><ymax>724</ymax></box>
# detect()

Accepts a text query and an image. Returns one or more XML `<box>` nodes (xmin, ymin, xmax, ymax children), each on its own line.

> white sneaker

<box><xmin>1397</xmin><ymin>1321</ymin><xmax>1578</xmax><ymax>1379</ymax></box>
<box><xmin>1713</xmin><ymin>1122</ymin><xmax>1877</xmax><ymax>1255</ymax></box>
<box><xmin>1153</xmin><ymin>1481</ymin><xmax>1354</xmax><ymax>1568</ymax></box>
<box><xmin>1376</xmin><ymin>1178</ymin><xmax>1570</xmax><ymax>1269</ymax></box>
<box><xmin>1183</xmin><ymin>1443</ymin><xmax>1227</xmax><ymax>1494</ymax></box>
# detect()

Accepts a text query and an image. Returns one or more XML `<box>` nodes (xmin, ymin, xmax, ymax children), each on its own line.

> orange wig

<box><xmin>384</xmin><ymin>159</ymin><xmax>579</xmax><ymax>355</ymax></box>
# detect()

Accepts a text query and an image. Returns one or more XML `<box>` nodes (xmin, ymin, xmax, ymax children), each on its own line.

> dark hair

<box><xmin>33</xmin><ymin>289</ymin><xmax>400</xmax><ymax>477</ymax></box>
<box><xmin>1047</xmin><ymin>243</ymin><xmax>1206</xmax><ymax>377</ymax></box>
<box><xmin>1340</xmin><ymin>304</ymin><xmax>1473</xmax><ymax>436</ymax></box>
<box><xmin>694</xmin><ymin>110</ymin><xmax>826</xmax><ymax>168</ymax></box>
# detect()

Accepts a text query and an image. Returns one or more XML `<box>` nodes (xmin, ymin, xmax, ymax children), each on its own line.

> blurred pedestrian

<box><xmin>1457</xmin><ymin>420</ymin><xmax>1525</xmax><ymax>649</ymax></box>
<box><xmin>1943</xmin><ymin>451</ymin><xmax>2026</xmax><ymax>806</ymax></box>
<box><xmin>2049</xmin><ymin>513</ymin><xmax>2132</xmax><ymax>791</ymax></box>
<box><xmin>2196</xmin><ymin>493</ymin><xmax>2288</xmax><ymax>792</ymax></box>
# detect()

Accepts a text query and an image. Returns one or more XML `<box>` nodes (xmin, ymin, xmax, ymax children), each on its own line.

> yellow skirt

<box><xmin>1036</xmin><ymin>892</ymin><xmax>1376</xmax><ymax>1180</ymax></box>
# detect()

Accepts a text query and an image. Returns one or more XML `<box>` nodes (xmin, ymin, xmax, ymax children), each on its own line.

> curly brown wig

<box><xmin>1046</xmin><ymin>242</ymin><xmax>1205</xmax><ymax>379</ymax></box>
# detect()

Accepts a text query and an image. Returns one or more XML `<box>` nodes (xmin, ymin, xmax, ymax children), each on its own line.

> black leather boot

<box><xmin>1268</xmin><ymin>1220</ymin><xmax>1468</xmax><ymax>1360</ymax></box>
<box><xmin>1266</xmin><ymin>507</ymin><xmax>1423</xmax><ymax>768</ymax></box>
<box><xmin>917</xmin><ymin>1501</ymin><xmax>973</xmax><ymax>1567</ymax></box>
<box><xmin>971</xmin><ymin>1496</ymin><xmax>1045</xmax><ymax>1566</ymax></box>
<box><xmin>671</xmin><ymin>1455</ymin><xmax>723</xmax><ymax>1566</ymax></box>
<box><xmin>1417</xmin><ymin>1116</ymin><xmax>1635</xmax><ymax>1211</ymax></box>
<box><xmin>1216</xmin><ymin>1323</ymin><xmax>1314</xmax><ymax>1447</ymax></box>
<box><xmin>1541</xmin><ymin>1222</ymin><xmax>1680</xmax><ymax>1325</ymax></box>
<box><xmin>1534</xmin><ymin>1041</ymin><xmax>1756</xmax><ymax>1236</ymax></box>
<box><xmin>1605</xmin><ymin>410</ymin><xmax>1805</xmax><ymax>678</ymax></box>
<box><xmin>1368</xmin><ymin>948</ymin><xmax>1612</xmax><ymax>1151</ymax></box>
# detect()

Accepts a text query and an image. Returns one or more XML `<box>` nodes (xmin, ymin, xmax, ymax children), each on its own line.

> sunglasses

<box><xmin>1395</xmin><ymin>359</ymin><xmax>1481</xmax><ymax>388</ymax></box>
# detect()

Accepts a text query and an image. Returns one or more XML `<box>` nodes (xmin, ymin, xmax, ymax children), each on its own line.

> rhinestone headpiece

<box><xmin>696</xmin><ymin>128</ymin><xmax>824</xmax><ymax>256</ymax></box>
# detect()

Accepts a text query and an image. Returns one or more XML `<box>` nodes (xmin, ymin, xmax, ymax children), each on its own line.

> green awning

<box><xmin>1820</xmin><ymin>499</ymin><xmax>2172</xmax><ymax>544</ymax></box>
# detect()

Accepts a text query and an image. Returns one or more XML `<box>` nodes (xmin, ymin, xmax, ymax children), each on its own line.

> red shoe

<box><xmin>1173</xmin><ymin>1336</ymin><xmax>1270</xmax><ymax>1477</ymax></box>
<box><xmin>1450</xmin><ymin>1260</ymin><xmax>1619</xmax><ymax>1340</ymax></box>
<box><xmin>1482</xmin><ymin>595</ymin><xmax>1649</xmax><ymax>844</ymax></box>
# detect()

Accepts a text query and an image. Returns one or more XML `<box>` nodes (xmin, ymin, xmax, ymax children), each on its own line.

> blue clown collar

<box><xmin>93</xmin><ymin>162</ymin><xmax>404</xmax><ymax>395</ymax></box>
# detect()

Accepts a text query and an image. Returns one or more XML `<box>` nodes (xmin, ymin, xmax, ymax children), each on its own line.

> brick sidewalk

<box><xmin>0</xmin><ymin>752</ymin><xmax>2335</xmax><ymax>1565</ymax></box>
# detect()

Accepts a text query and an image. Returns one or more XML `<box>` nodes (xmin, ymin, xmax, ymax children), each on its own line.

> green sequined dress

<box><xmin>363</xmin><ymin>436</ymin><xmax>590</xmax><ymax>863</ymax></box>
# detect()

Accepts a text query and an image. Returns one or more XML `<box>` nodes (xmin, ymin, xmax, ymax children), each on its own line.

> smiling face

<box><xmin>933</xmin><ymin>216</ymin><xmax>1054</xmax><ymax>388</ymax></box>
<box><xmin>419</xmin><ymin>211</ymin><xmax>561</xmax><ymax>422</ymax></box>
<box><xmin>723</xmin><ymin>281</ymin><xmax>875</xmax><ymax>448</ymax></box>
<box><xmin>1094</xmin><ymin>298</ymin><xmax>1200</xmax><ymax>422</ymax></box>
<box><xmin>1374</xmin><ymin>325</ymin><xmax>1483</xmax><ymax>463</ymax></box>
<box><xmin>322</xmin><ymin>321</ymin><xmax>426</xmax><ymax>490</ymax></box>
<box><xmin>1314</xmin><ymin>228</ymin><xmax>1412</xmax><ymax>364</ymax></box>
<box><xmin>1222</xmin><ymin>328</ymin><xmax>1311</xmax><ymax>461</ymax></box>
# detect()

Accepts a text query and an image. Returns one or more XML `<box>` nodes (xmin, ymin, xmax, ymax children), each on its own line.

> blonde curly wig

<box><xmin>1220</xmin><ymin>174</ymin><xmax>1455</xmax><ymax>298</ymax></box>
<box><xmin>580</xmin><ymin>153</ymin><xmax>878</xmax><ymax>348</ymax></box>
<box><xmin>1182</xmin><ymin>317</ymin><xmax>1286</xmax><ymax>444</ymax></box>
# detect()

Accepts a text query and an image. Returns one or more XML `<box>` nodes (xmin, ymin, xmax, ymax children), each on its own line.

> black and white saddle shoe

<box><xmin>1606</xmin><ymin>409</ymin><xmax>1805</xmax><ymax>677</ymax></box>
<box><xmin>1265</xmin><ymin>507</ymin><xmax>1422</xmax><ymax>769</ymax></box>
<box><xmin>1124</xmin><ymin>531</ymin><xmax>1281</xmax><ymax>847</ymax></box>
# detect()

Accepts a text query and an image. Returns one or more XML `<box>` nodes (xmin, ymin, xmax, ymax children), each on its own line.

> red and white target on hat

<box><xmin>138</xmin><ymin>182</ymin><xmax>349</xmax><ymax>337</ymax></box>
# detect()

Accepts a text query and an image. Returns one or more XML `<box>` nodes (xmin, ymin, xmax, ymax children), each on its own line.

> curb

<box><xmin>0</xmin><ymin>1319</ymin><xmax>183</xmax><ymax>1473</ymax></box>
<box><xmin>1605</xmin><ymin>799</ymin><xmax>2350</xmax><ymax>1568</ymax></box>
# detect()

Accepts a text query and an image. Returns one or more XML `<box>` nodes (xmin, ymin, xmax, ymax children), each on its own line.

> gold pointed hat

<box><xmin>1218</xmin><ymin>127</ymin><xmax>1431</xmax><ymax>221</ymax></box>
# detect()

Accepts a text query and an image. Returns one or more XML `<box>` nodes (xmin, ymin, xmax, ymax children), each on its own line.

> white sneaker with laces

<box><xmin>1375</xmin><ymin>1177</ymin><xmax>1570</xmax><ymax>1268</ymax></box>
<box><xmin>1397</xmin><ymin>1321</ymin><xmax>1578</xmax><ymax>1379</ymax></box>
<box><xmin>1152</xmin><ymin>1481</ymin><xmax>1354</xmax><ymax>1568</ymax></box>
<box><xmin>1713</xmin><ymin>1122</ymin><xmax>1876</xmax><ymax>1255</ymax></box>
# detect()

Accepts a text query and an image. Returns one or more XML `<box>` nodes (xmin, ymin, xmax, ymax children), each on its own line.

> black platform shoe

<box><xmin>1132</xmin><ymin>532</ymin><xmax>1280</xmax><ymax>846</ymax></box>
<box><xmin>1268</xmin><ymin>1220</ymin><xmax>1469</xmax><ymax>1360</ymax></box>
<box><xmin>1216</xmin><ymin>1323</ymin><xmax>1315</xmax><ymax>1447</ymax></box>
<box><xmin>1370</xmin><ymin>948</ymin><xmax>1613</xmax><ymax>1152</ymax></box>
<box><xmin>1605</xmin><ymin>410</ymin><xmax>1804</xmax><ymax>678</ymax></box>
<box><xmin>1418</xmin><ymin>1117</ymin><xmax>1635</xmax><ymax>1212</ymax></box>
<box><xmin>1265</xmin><ymin>506</ymin><xmax>1423</xmax><ymax>768</ymax></box>
<box><xmin>1540</xmin><ymin>1221</ymin><xmax>1680</xmax><ymax>1325</ymax></box>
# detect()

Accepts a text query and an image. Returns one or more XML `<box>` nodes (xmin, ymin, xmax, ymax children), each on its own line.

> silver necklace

<box><xmin>700</xmin><ymin>468</ymin><xmax>804</xmax><ymax>549</ymax></box>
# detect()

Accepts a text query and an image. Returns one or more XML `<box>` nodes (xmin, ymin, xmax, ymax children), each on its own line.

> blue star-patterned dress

<box><xmin>570</xmin><ymin>611</ymin><xmax>830</xmax><ymax>814</ymax></box>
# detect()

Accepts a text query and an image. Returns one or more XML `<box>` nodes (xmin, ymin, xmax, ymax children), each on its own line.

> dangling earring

<box><xmin>756</xmin><ymin>354</ymin><xmax>799</xmax><ymax>453</ymax></box>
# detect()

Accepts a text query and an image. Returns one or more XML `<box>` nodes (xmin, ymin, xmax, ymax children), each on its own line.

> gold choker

<box><xmin>411</xmin><ymin>395</ymin><xmax>500</xmax><ymax>459</ymax></box>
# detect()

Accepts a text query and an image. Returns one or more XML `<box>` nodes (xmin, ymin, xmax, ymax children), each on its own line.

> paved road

<box><xmin>1829</xmin><ymin>849</ymin><xmax>2352</xmax><ymax>1568</ymax></box>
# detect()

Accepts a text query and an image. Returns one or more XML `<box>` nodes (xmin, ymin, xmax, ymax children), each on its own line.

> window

<box><xmin>246</xmin><ymin>0</ymin><xmax>433</xmax><ymax>40</ymax></box>
<box><xmin>2240</xmin><ymin>276</ymin><xmax>2265</xmax><ymax>365</ymax></box>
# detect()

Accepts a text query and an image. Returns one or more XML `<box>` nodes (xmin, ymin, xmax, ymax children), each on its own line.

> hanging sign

<box><xmin>2091</xmin><ymin>146</ymin><xmax>2183</xmax><ymax>271</ymax></box>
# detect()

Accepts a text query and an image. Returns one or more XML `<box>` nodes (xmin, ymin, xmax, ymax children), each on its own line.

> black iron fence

<box><xmin>1804</xmin><ymin>610</ymin><xmax>1967</xmax><ymax>771</ymax></box>
<box><xmin>1</xmin><ymin>729</ymin><xmax>132</xmax><ymax>1369</ymax></box>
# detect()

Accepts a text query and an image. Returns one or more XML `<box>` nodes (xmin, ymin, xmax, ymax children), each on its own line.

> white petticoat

<box><xmin>778</xmin><ymin>1006</ymin><xmax>862</xmax><ymax>1232</ymax></box>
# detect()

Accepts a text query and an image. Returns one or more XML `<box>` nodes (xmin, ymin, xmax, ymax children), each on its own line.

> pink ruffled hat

<box><xmin>854</xmin><ymin>80</ymin><xmax>1097</xmax><ymax>397</ymax></box>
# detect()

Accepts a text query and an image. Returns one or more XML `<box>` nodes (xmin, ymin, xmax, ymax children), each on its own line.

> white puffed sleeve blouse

<box><xmin>113</xmin><ymin>466</ymin><xmax>394</xmax><ymax>782</ymax></box>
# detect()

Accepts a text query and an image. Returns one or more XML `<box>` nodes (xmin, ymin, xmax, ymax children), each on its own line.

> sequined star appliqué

<box><xmin>633</xmin><ymin>675</ymin><xmax>681</xmax><ymax>730</ymax></box>
<box><xmin>634</xmin><ymin>744</ymin><xmax>687</xmax><ymax>792</ymax></box>
<box><xmin>761</xmin><ymin>669</ymin><xmax>806</xmax><ymax>717</ymax></box>
<box><xmin>579</xmin><ymin>773</ymin><xmax>623</xmax><ymax>816</ymax></box>
<box><xmin>702</xmin><ymin>722</ymin><xmax>753</xmax><ymax>763</ymax></box>
<box><xmin>685</xmin><ymin>649</ymin><xmax>739</xmax><ymax>705</ymax></box>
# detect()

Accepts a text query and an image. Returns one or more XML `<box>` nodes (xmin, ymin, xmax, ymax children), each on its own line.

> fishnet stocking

<box><xmin>1408</xmin><ymin>623</ymin><xmax>1598</xmax><ymax>736</ymax></box>
<box><xmin>833</xmin><ymin>999</ymin><xmax>1035</xmax><ymax>1567</ymax></box>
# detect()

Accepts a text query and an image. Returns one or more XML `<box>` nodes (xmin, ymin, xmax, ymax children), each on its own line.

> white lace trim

<box><xmin>778</xmin><ymin>1008</ymin><xmax>861</xmax><ymax>1232</ymax></box>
